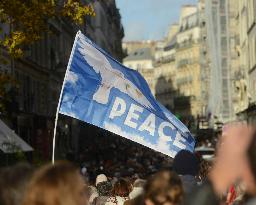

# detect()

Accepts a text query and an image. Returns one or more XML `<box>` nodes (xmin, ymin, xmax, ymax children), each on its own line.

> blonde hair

<box><xmin>22</xmin><ymin>161</ymin><xmax>86</xmax><ymax>205</ymax></box>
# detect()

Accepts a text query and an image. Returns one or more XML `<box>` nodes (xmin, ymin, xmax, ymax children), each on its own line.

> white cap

<box><xmin>96</xmin><ymin>174</ymin><xmax>108</xmax><ymax>186</ymax></box>
<box><xmin>81</xmin><ymin>167</ymin><xmax>87</xmax><ymax>175</ymax></box>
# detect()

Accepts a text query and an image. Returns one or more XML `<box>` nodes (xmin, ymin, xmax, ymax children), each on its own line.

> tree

<box><xmin>0</xmin><ymin>0</ymin><xmax>95</xmax><ymax>58</ymax></box>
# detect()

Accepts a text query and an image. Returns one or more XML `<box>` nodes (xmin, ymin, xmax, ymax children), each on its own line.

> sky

<box><xmin>116</xmin><ymin>0</ymin><xmax>197</xmax><ymax>41</ymax></box>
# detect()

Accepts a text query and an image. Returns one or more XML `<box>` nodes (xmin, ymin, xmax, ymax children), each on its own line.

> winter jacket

<box><xmin>180</xmin><ymin>175</ymin><xmax>198</xmax><ymax>194</ymax></box>
<box><xmin>183</xmin><ymin>180</ymin><xmax>256</xmax><ymax>205</ymax></box>
<box><xmin>93</xmin><ymin>196</ymin><xmax>109</xmax><ymax>205</ymax></box>
<box><xmin>183</xmin><ymin>179</ymin><xmax>219</xmax><ymax>205</ymax></box>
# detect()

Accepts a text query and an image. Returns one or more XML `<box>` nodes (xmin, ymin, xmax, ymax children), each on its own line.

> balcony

<box><xmin>177</xmin><ymin>58</ymin><xmax>194</xmax><ymax>68</ymax></box>
<box><xmin>176</xmin><ymin>39</ymin><xmax>199</xmax><ymax>49</ymax></box>
<box><xmin>155</xmin><ymin>55</ymin><xmax>175</xmax><ymax>65</ymax></box>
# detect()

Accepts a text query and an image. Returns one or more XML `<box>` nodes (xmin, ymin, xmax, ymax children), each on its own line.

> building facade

<box><xmin>205</xmin><ymin>0</ymin><xmax>256</xmax><ymax>124</ymax></box>
<box><xmin>122</xmin><ymin>41</ymin><xmax>156</xmax><ymax>57</ymax></box>
<box><xmin>86</xmin><ymin>0</ymin><xmax>124</xmax><ymax>61</ymax></box>
<box><xmin>154</xmin><ymin>25</ymin><xmax>178</xmax><ymax>111</ymax></box>
<box><xmin>0</xmin><ymin>0</ymin><xmax>124</xmax><ymax>160</ymax></box>
<box><xmin>246</xmin><ymin>0</ymin><xmax>256</xmax><ymax>123</ymax></box>
<box><xmin>198</xmin><ymin>0</ymin><xmax>211</xmax><ymax>120</ymax></box>
<box><xmin>205</xmin><ymin>0</ymin><xmax>234</xmax><ymax>123</ymax></box>
<box><xmin>228</xmin><ymin>0</ymin><xmax>247</xmax><ymax>117</ymax></box>
<box><xmin>235</xmin><ymin>0</ymin><xmax>256</xmax><ymax>123</ymax></box>
<box><xmin>175</xmin><ymin>6</ymin><xmax>203</xmax><ymax>119</ymax></box>
<box><xmin>123</xmin><ymin>5</ymin><xmax>212</xmax><ymax>125</ymax></box>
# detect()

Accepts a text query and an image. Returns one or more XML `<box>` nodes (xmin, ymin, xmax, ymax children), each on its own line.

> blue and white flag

<box><xmin>59</xmin><ymin>31</ymin><xmax>195</xmax><ymax>158</ymax></box>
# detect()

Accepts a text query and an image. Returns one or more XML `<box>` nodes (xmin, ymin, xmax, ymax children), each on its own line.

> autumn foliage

<box><xmin>0</xmin><ymin>0</ymin><xmax>95</xmax><ymax>58</ymax></box>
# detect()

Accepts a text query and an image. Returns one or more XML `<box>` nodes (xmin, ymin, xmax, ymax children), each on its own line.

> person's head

<box><xmin>198</xmin><ymin>159</ymin><xmax>211</xmax><ymax>181</ymax></box>
<box><xmin>0</xmin><ymin>163</ymin><xmax>34</xmax><ymax>205</ymax></box>
<box><xmin>22</xmin><ymin>161</ymin><xmax>87</xmax><ymax>205</ymax></box>
<box><xmin>96</xmin><ymin>174</ymin><xmax>108</xmax><ymax>186</ymax></box>
<box><xmin>112</xmin><ymin>179</ymin><xmax>132</xmax><ymax>197</ymax></box>
<box><xmin>144</xmin><ymin>171</ymin><xmax>183</xmax><ymax>205</ymax></box>
<box><xmin>96</xmin><ymin>181</ymin><xmax>112</xmax><ymax>196</ymax></box>
<box><xmin>129</xmin><ymin>179</ymin><xmax>146</xmax><ymax>199</ymax></box>
<box><xmin>173</xmin><ymin>150</ymin><xmax>199</xmax><ymax>176</ymax></box>
<box><xmin>133</xmin><ymin>179</ymin><xmax>146</xmax><ymax>188</ymax></box>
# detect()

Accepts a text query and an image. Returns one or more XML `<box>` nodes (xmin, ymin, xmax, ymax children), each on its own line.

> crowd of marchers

<box><xmin>0</xmin><ymin>124</ymin><xmax>256</xmax><ymax>205</ymax></box>
<box><xmin>76</xmin><ymin>131</ymin><xmax>174</xmax><ymax>182</ymax></box>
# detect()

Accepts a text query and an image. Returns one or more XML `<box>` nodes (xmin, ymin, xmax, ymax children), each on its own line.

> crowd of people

<box><xmin>0</xmin><ymin>124</ymin><xmax>255</xmax><ymax>205</ymax></box>
<box><xmin>77</xmin><ymin>130</ymin><xmax>173</xmax><ymax>183</ymax></box>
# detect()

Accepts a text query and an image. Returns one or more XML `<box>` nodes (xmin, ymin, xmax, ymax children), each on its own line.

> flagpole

<box><xmin>52</xmin><ymin>30</ymin><xmax>81</xmax><ymax>164</ymax></box>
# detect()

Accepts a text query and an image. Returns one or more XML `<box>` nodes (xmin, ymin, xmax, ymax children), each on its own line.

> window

<box><xmin>220</xmin><ymin>0</ymin><xmax>226</xmax><ymax>13</ymax></box>
<box><xmin>222</xmin><ymin>79</ymin><xmax>228</xmax><ymax>88</ymax></box>
<box><xmin>223</xmin><ymin>100</ymin><xmax>229</xmax><ymax>108</ymax></box>
<box><xmin>220</xmin><ymin>16</ymin><xmax>227</xmax><ymax>34</ymax></box>
<box><xmin>222</xmin><ymin>68</ymin><xmax>227</xmax><ymax>76</ymax></box>
<box><xmin>221</xmin><ymin>37</ymin><xmax>228</xmax><ymax>55</ymax></box>
<box><xmin>222</xmin><ymin>58</ymin><xmax>227</xmax><ymax>68</ymax></box>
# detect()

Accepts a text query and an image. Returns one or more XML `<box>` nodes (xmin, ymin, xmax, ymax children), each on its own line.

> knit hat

<box><xmin>96</xmin><ymin>174</ymin><xmax>108</xmax><ymax>186</ymax></box>
<box><xmin>173</xmin><ymin>150</ymin><xmax>199</xmax><ymax>176</ymax></box>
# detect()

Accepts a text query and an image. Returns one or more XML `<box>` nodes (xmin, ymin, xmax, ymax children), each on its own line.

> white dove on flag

<box><xmin>77</xmin><ymin>36</ymin><xmax>155</xmax><ymax>110</ymax></box>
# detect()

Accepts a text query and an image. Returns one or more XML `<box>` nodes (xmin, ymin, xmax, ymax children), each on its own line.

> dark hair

<box><xmin>198</xmin><ymin>159</ymin><xmax>211</xmax><ymax>181</ymax></box>
<box><xmin>248</xmin><ymin>129</ymin><xmax>256</xmax><ymax>179</ymax></box>
<box><xmin>96</xmin><ymin>181</ymin><xmax>112</xmax><ymax>196</ymax></box>
<box><xmin>0</xmin><ymin>163</ymin><xmax>34</xmax><ymax>205</ymax></box>
<box><xmin>173</xmin><ymin>150</ymin><xmax>199</xmax><ymax>176</ymax></box>
<box><xmin>112</xmin><ymin>179</ymin><xmax>132</xmax><ymax>197</ymax></box>
<box><xmin>144</xmin><ymin>170</ymin><xmax>183</xmax><ymax>205</ymax></box>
